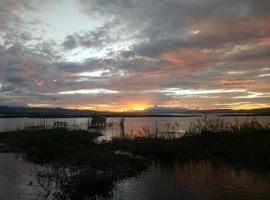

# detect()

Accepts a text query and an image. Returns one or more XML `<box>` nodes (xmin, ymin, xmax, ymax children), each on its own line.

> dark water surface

<box><xmin>1</xmin><ymin>116</ymin><xmax>270</xmax><ymax>199</ymax></box>
<box><xmin>1</xmin><ymin>153</ymin><xmax>270</xmax><ymax>200</ymax></box>
<box><xmin>113</xmin><ymin>161</ymin><xmax>270</xmax><ymax>200</ymax></box>
<box><xmin>0</xmin><ymin>153</ymin><xmax>42</xmax><ymax>200</ymax></box>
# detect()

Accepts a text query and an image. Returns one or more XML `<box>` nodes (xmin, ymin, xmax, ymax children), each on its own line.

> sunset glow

<box><xmin>1</xmin><ymin>0</ymin><xmax>270</xmax><ymax>111</ymax></box>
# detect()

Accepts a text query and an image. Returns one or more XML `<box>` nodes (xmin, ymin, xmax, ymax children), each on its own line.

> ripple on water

<box><xmin>1</xmin><ymin>153</ymin><xmax>270</xmax><ymax>200</ymax></box>
<box><xmin>112</xmin><ymin>160</ymin><xmax>270</xmax><ymax>200</ymax></box>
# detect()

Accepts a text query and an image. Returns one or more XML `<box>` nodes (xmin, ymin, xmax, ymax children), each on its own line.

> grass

<box><xmin>0</xmin><ymin>129</ymin><xmax>100</xmax><ymax>151</ymax></box>
<box><xmin>103</xmin><ymin>118</ymin><xmax>270</xmax><ymax>170</ymax></box>
<box><xmin>0</xmin><ymin>129</ymin><xmax>148</xmax><ymax>200</ymax></box>
<box><xmin>1</xmin><ymin>118</ymin><xmax>269</xmax><ymax>170</ymax></box>
<box><xmin>0</xmin><ymin>118</ymin><xmax>270</xmax><ymax>199</ymax></box>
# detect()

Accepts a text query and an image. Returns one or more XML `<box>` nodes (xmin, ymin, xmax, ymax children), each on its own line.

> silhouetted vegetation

<box><xmin>0</xmin><ymin>118</ymin><xmax>270</xmax><ymax>199</ymax></box>
<box><xmin>0</xmin><ymin>129</ymin><xmax>100</xmax><ymax>153</ymax></box>
<box><xmin>104</xmin><ymin>118</ymin><xmax>270</xmax><ymax>171</ymax></box>
<box><xmin>0</xmin><ymin>129</ymin><xmax>148</xmax><ymax>200</ymax></box>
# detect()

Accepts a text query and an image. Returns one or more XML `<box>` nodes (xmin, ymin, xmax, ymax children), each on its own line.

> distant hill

<box><xmin>144</xmin><ymin>106</ymin><xmax>270</xmax><ymax>115</ymax></box>
<box><xmin>0</xmin><ymin>106</ymin><xmax>94</xmax><ymax>115</ymax></box>
<box><xmin>145</xmin><ymin>106</ymin><xmax>189</xmax><ymax>113</ymax></box>
<box><xmin>0</xmin><ymin>105</ymin><xmax>270</xmax><ymax>117</ymax></box>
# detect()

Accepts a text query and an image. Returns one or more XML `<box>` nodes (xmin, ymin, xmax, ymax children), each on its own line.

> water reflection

<box><xmin>0</xmin><ymin>153</ymin><xmax>41</xmax><ymax>200</ymax></box>
<box><xmin>1</xmin><ymin>153</ymin><xmax>270</xmax><ymax>200</ymax></box>
<box><xmin>35</xmin><ymin>166</ymin><xmax>116</xmax><ymax>200</ymax></box>
<box><xmin>1</xmin><ymin>116</ymin><xmax>270</xmax><ymax>138</ymax></box>
<box><xmin>113</xmin><ymin>161</ymin><xmax>270</xmax><ymax>200</ymax></box>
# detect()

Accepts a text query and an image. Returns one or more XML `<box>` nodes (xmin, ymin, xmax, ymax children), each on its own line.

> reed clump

<box><xmin>105</xmin><ymin>118</ymin><xmax>270</xmax><ymax>170</ymax></box>
<box><xmin>0</xmin><ymin>129</ymin><xmax>148</xmax><ymax>200</ymax></box>
<box><xmin>0</xmin><ymin>118</ymin><xmax>269</xmax><ymax>199</ymax></box>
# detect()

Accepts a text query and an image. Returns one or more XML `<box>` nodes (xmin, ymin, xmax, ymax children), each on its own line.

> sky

<box><xmin>0</xmin><ymin>0</ymin><xmax>270</xmax><ymax>111</ymax></box>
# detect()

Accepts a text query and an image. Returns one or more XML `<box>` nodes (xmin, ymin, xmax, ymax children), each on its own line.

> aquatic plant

<box><xmin>0</xmin><ymin>118</ymin><xmax>270</xmax><ymax>199</ymax></box>
<box><xmin>0</xmin><ymin>129</ymin><xmax>148</xmax><ymax>200</ymax></box>
<box><xmin>105</xmin><ymin>118</ymin><xmax>270</xmax><ymax>170</ymax></box>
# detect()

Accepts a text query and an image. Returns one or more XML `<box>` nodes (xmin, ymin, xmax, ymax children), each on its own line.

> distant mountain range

<box><xmin>0</xmin><ymin>106</ymin><xmax>94</xmax><ymax>115</ymax></box>
<box><xmin>0</xmin><ymin>105</ymin><xmax>270</xmax><ymax>116</ymax></box>
<box><xmin>144</xmin><ymin>106</ymin><xmax>270</xmax><ymax>114</ymax></box>
<box><xmin>145</xmin><ymin>106</ymin><xmax>189</xmax><ymax>113</ymax></box>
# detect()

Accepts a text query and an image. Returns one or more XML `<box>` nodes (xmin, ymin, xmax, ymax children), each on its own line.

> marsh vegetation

<box><xmin>0</xmin><ymin>117</ymin><xmax>270</xmax><ymax>199</ymax></box>
<box><xmin>0</xmin><ymin>129</ymin><xmax>148</xmax><ymax>199</ymax></box>
<box><xmin>106</xmin><ymin>118</ymin><xmax>270</xmax><ymax>171</ymax></box>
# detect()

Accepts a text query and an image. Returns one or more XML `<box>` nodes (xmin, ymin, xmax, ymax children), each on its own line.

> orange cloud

<box><xmin>162</xmin><ymin>48</ymin><xmax>207</xmax><ymax>66</ymax></box>
<box><xmin>20</xmin><ymin>57</ymin><xmax>34</xmax><ymax>76</ymax></box>
<box><xmin>35</xmin><ymin>80</ymin><xmax>44</xmax><ymax>87</ymax></box>
<box><xmin>219</xmin><ymin>78</ymin><xmax>255</xmax><ymax>88</ymax></box>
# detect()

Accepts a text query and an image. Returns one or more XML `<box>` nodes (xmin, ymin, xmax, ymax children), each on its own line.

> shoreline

<box><xmin>0</xmin><ymin>121</ymin><xmax>269</xmax><ymax>198</ymax></box>
<box><xmin>1</xmin><ymin>124</ymin><xmax>270</xmax><ymax>172</ymax></box>
<box><xmin>1</xmin><ymin>113</ymin><xmax>270</xmax><ymax>118</ymax></box>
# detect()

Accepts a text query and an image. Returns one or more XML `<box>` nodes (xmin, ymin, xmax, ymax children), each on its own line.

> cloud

<box><xmin>1</xmin><ymin>0</ymin><xmax>270</xmax><ymax>110</ymax></box>
<box><xmin>62</xmin><ymin>29</ymin><xmax>112</xmax><ymax>50</ymax></box>
<box><xmin>150</xmin><ymin>88</ymin><xmax>247</xmax><ymax>97</ymax></box>
<box><xmin>59</xmin><ymin>88</ymin><xmax>119</xmax><ymax>95</ymax></box>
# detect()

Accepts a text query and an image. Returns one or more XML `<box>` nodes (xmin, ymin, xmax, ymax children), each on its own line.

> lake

<box><xmin>1</xmin><ymin>153</ymin><xmax>270</xmax><ymax>200</ymax></box>
<box><xmin>0</xmin><ymin>116</ymin><xmax>270</xmax><ymax>199</ymax></box>
<box><xmin>0</xmin><ymin>116</ymin><xmax>270</xmax><ymax>140</ymax></box>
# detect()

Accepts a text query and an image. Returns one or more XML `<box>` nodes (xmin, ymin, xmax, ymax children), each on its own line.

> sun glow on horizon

<box><xmin>27</xmin><ymin>102</ymin><xmax>270</xmax><ymax>112</ymax></box>
<box><xmin>1</xmin><ymin>0</ymin><xmax>270</xmax><ymax>112</ymax></box>
<box><xmin>44</xmin><ymin>100</ymin><xmax>154</xmax><ymax>112</ymax></box>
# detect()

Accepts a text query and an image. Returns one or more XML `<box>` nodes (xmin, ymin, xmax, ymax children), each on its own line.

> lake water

<box><xmin>0</xmin><ymin>116</ymin><xmax>270</xmax><ymax>199</ymax></box>
<box><xmin>1</xmin><ymin>153</ymin><xmax>270</xmax><ymax>200</ymax></box>
<box><xmin>0</xmin><ymin>153</ymin><xmax>43</xmax><ymax>200</ymax></box>
<box><xmin>0</xmin><ymin>116</ymin><xmax>270</xmax><ymax>140</ymax></box>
